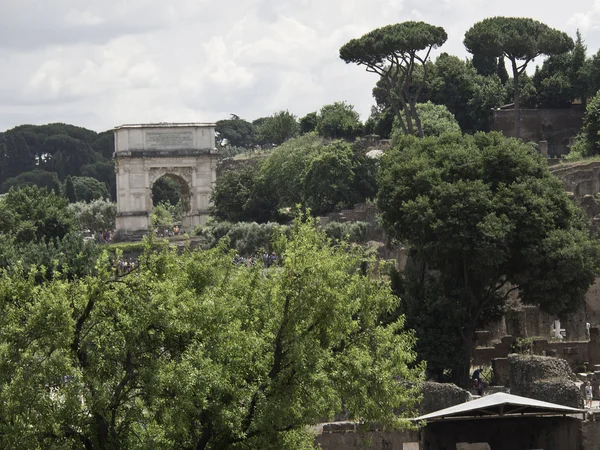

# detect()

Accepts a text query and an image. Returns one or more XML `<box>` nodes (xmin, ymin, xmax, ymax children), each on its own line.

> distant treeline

<box><xmin>0</xmin><ymin>123</ymin><xmax>115</xmax><ymax>198</ymax></box>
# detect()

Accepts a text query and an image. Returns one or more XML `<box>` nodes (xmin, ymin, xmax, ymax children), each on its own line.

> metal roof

<box><xmin>413</xmin><ymin>392</ymin><xmax>584</xmax><ymax>422</ymax></box>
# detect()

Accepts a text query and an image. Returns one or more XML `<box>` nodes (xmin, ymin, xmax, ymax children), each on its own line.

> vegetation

<box><xmin>0</xmin><ymin>218</ymin><xmax>423</xmax><ymax>449</ymax></box>
<box><xmin>464</xmin><ymin>17</ymin><xmax>574</xmax><ymax>137</ymax></box>
<box><xmin>0</xmin><ymin>123</ymin><xmax>114</xmax><ymax>197</ymax></box>
<box><xmin>340</xmin><ymin>21</ymin><xmax>447</xmax><ymax>137</ymax></box>
<box><xmin>378</xmin><ymin>132</ymin><xmax>600</xmax><ymax>382</ymax></box>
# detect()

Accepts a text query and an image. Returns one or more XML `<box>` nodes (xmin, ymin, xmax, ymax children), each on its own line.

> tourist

<box><xmin>472</xmin><ymin>367</ymin><xmax>484</xmax><ymax>396</ymax></box>
<box><xmin>586</xmin><ymin>381</ymin><xmax>593</xmax><ymax>408</ymax></box>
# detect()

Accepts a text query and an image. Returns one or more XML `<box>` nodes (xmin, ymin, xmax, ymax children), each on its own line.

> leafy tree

<box><xmin>0</xmin><ymin>170</ymin><xmax>62</xmax><ymax>194</ymax></box>
<box><xmin>301</xmin><ymin>141</ymin><xmax>357</xmax><ymax>214</ymax></box>
<box><xmin>471</xmin><ymin>53</ymin><xmax>497</xmax><ymax>77</ymax></box>
<box><xmin>340</xmin><ymin>21</ymin><xmax>447</xmax><ymax>137</ymax></box>
<box><xmin>259</xmin><ymin>134</ymin><xmax>368</xmax><ymax>215</ymax></box>
<box><xmin>68</xmin><ymin>199</ymin><xmax>117</xmax><ymax>233</ymax></box>
<box><xmin>391</xmin><ymin>102</ymin><xmax>460</xmax><ymax>141</ymax></box>
<box><xmin>65</xmin><ymin>175</ymin><xmax>77</xmax><ymax>202</ymax></box>
<box><xmin>151</xmin><ymin>203</ymin><xmax>175</xmax><ymax>229</ymax></box>
<box><xmin>152</xmin><ymin>176</ymin><xmax>181</xmax><ymax>206</ymax></box>
<box><xmin>0</xmin><ymin>123</ymin><xmax>110</xmax><ymax>184</ymax></box>
<box><xmin>71</xmin><ymin>176</ymin><xmax>109</xmax><ymax>202</ymax></box>
<box><xmin>256</xmin><ymin>110</ymin><xmax>299</xmax><ymax>145</ymax></box>
<box><xmin>216</xmin><ymin>115</ymin><xmax>256</xmax><ymax>147</ymax></box>
<box><xmin>364</xmin><ymin>107</ymin><xmax>395</xmax><ymax>138</ymax></box>
<box><xmin>497</xmin><ymin>56</ymin><xmax>509</xmax><ymax>85</ymax></box>
<box><xmin>211</xmin><ymin>163</ymin><xmax>279</xmax><ymax>223</ymax></box>
<box><xmin>464</xmin><ymin>17</ymin><xmax>573</xmax><ymax>138</ymax></box>
<box><xmin>378</xmin><ymin>132</ymin><xmax>600</xmax><ymax>383</ymax></box>
<box><xmin>0</xmin><ymin>132</ymin><xmax>34</xmax><ymax>179</ymax></box>
<box><xmin>0</xmin><ymin>185</ymin><xmax>75</xmax><ymax>243</ymax></box>
<box><xmin>43</xmin><ymin>134</ymin><xmax>95</xmax><ymax>178</ymax></box>
<box><xmin>80</xmin><ymin>161</ymin><xmax>116</xmax><ymax>200</ymax></box>
<box><xmin>430</xmin><ymin>54</ymin><xmax>505</xmax><ymax>133</ymax></box>
<box><xmin>299</xmin><ymin>112</ymin><xmax>318</xmax><ymax>134</ymax></box>
<box><xmin>316</xmin><ymin>102</ymin><xmax>363</xmax><ymax>140</ymax></box>
<box><xmin>574</xmin><ymin>91</ymin><xmax>600</xmax><ymax>156</ymax></box>
<box><xmin>532</xmin><ymin>30</ymin><xmax>589</xmax><ymax>108</ymax></box>
<box><xmin>0</xmin><ymin>217</ymin><xmax>423</xmax><ymax>448</ymax></box>
<box><xmin>91</xmin><ymin>130</ymin><xmax>115</xmax><ymax>159</ymax></box>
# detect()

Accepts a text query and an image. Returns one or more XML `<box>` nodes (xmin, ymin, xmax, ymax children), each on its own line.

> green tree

<box><xmin>340</xmin><ymin>21</ymin><xmax>447</xmax><ymax>137</ymax></box>
<box><xmin>210</xmin><ymin>163</ymin><xmax>279</xmax><ymax>223</ymax></box>
<box><xmin>80</xmin><ymin>161</ymin><xmax>116</xmax><ymax>200</ymax></box>
<box><xmin>0</xmin><ymin>185</ymin><xmax>75</xmax><ymax>243</ymax></box>
<box><xmin>152</xmin><ymin>176</ymin><xmax>182</xmax><ymax>206</ymax></box>
<box><xmin>316</xmin><ymin>102</ymin><xmax>363</xmax><ymax>140</ymax></box>
<box><xmin>151</xmin><ymin>203</ymin><xmax>175</xmax><ymax>229</ymax></box>
<box><xmin>71</xmin><ymin>176</ymin><xmax>109</xmax><ymax>202</ymax></box>
<box><xmin>0</xmin><ymin>170</ymin><xmax>62</xmax><ymax>194</ymax></box>
<box><xmin>68</xmin><ymin>199</ymin><xmax>117</xmax><ymax>233</ymax></box>
<box><xmin>0</xmin><ymin>217</ymin><xmax>423</xmax><ymax>449</ymax></box>
<box><xmin>43</xmin><ymin>134</ymin><xmax>95</xmax><ymax>178</ymax></box>
<box><xmin>65</xmin><ymin>176</ymin><xmax>77</xmax><ymax>202</ymax></box>
<box><xmin>391</xmin><ymin>102</ymin><xmax>460</xmax><ymax>141</ymax></box>
<box><xmin>429</xmin><ymin>54</ymin><xmax>505</xmax><ymax>133</ymax></box>
<box><xmin>378</xmin><ymin>132</ymin><xmax>600</xmax><ymax>383</ymax></box>
<box><xmin>464</xmin><ymin>17</ymin><xmax>574</xmax><ymax>138</ymax></box>
<box><xmin>574</xmin><ymin>91</ymin><xmax>600</xmax><ymax>156</ymax></box>
<box><xmin>471</xmin><ymin>53</ymin><xmax>497</xmax><ymax>77</ymax></box>
<box><xmin>259</xmin><ymin>134</ymin><xmax>372</xmax><ymax>215</ymax></box>
<box><xmin>497</xmin><ymin>56</ymin><xmax>509</xmax><ymax>85</ymax></box>
<box><xmin>216</xmin><ymin>115</ymin><xmax>256</xmax><ymax>148</ymax></box>
<box><xmin>256</xmin><ymin>110</ymin><xmax>299</xmax><ymax>145</ymax></box>
<box><xmin>299</xmin><ymin>112</ymin><xmax>318</xmax><ymax>134</ymax></box>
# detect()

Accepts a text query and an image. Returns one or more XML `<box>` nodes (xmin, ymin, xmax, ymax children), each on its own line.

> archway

<box><xmin>113</xmin><ymin>123</ymin><xmax>218</xmax><ymax>241</ymax></box>
<box><xmin>150</xmin><ymin>173</ymin><xmax>193</xmax><ymax>232</ymax></box>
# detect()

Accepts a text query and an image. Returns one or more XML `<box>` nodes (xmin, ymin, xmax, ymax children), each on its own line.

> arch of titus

<box><xmin>113</xmin><ymin>123</ymin><xmax>217</xmax><ymax>240</ymax></box>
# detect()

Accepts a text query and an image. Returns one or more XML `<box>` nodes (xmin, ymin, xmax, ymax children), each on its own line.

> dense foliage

<box><xmin>378</xmin><ymin>132</ymin><xmax>600</xmax><ymax>382</ymax></box>
<box><xmin>0</xmin><ymin>218</ymin><xmax>423</xmax><ymax>449</ymax></box>
<box><xmin>340</xmin><ymin>21</ymin><xmax>447</xmax><ymax>137</ymax></box>
<box><xmin>464</xmin><ymin>17</ymin><xmax>574</xmax><ymax>137</ymax></box>
<box><xmin>0</xmin><ymin>123</ymin><xmax>114</xmax><ymax>197</ymax></box>
<box><xmin>212</xmin><ymin>134</ymin><xmax>377</xmax><ymax>220</ymax></box>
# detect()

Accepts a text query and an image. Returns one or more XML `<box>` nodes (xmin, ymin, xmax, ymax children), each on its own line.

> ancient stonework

<box><xmin>508</xmin><ymin>354</ymin><xmax>583</xmax><ymax>408</ymax></box>
<box><xmin>113</xmin><ymin>123</ymin><xmax>218</xmax><ymax>240</ymax></box>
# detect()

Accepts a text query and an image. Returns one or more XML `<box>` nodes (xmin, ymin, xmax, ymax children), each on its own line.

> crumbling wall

<box><xmin>508</xmin><ymin>354</ymin><xmax>583</xmax><ymax>407</ymax></box>
<box><xmin>419</xmin><ymin>382</ymin><xmax>471</xmax><ymax>415</ymax></box>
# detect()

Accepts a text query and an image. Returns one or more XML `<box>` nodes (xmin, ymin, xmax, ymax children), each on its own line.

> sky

<box><xmin>1</xmin><ymin>0</ymin><xmax>600</xmax><ymax>133</ymax></box>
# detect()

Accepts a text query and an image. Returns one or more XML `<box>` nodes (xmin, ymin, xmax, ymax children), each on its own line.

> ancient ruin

<box><xmin>113</xmin><ymin>123</ymin><xmax>218</xmax><ymax>240</ymax></box>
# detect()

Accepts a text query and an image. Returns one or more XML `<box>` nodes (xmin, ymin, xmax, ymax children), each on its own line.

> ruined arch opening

<box><xmin>150</xmin><ymin>173</ymin><xmax>192</xmax><ymax>232</ymax></box>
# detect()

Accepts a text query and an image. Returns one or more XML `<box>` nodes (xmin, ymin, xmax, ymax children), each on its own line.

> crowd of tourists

<box><xmin>115</xmin><ymin>258</ymin><xmax>137</xmax><ymax>275</ymax></box>
<box><xmin>233</xmin><ymin>252</ymin><xmax>280</xmax><ymax>268</ymax></box>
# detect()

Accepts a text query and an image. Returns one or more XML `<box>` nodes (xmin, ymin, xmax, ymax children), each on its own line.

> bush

<box><xmin>195</xmin><ymin>221</ymin><xmax>283</xmax><ymax>255</ymax></box>
<box><xmin>323</xmin><ymin>221</ymin><xmax>368</xmax><ymax>243</ymax></box>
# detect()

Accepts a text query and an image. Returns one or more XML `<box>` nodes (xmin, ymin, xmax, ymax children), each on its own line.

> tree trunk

<box><xmin>511</xmin><ymin>59</ymin><xmax>521</xmax><ymax>139</ymax></box>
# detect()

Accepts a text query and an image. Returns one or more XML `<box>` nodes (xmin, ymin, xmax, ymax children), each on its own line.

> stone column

<box><xmin>539</xmin><ymin>140</ymin><xmax>549</xmax><ymax>158</ymax></box>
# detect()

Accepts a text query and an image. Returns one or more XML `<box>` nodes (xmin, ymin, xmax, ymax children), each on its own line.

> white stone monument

<box><xmin>113</xmin><ymin>123</ymin><xmax>217</xmax><ymax>240</ymax></box>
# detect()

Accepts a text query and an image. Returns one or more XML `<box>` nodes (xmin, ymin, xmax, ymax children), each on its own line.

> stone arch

<box><xmin>113</xmin><ymin>123</ymin><xmax>217</xmax><ymax>241</ymax></box>
<box><xmin>150</xmin><ymin>172</ymin><xmax>193</xmax><ymax>230</ymax></box>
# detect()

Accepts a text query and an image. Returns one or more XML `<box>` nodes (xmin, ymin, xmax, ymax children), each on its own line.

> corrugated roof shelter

<box><xmin>414</xmin><ymin>392</ymin><xmax>585</xmax><ymax>422</ymax></box>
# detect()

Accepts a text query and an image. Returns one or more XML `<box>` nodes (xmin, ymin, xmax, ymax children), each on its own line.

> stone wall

<box><xmin>316</xmin><ymin>425</ymin><xmax>419</xmax><ymax>450</ymax></box>
<box><xmin>508</xmin><ymin>354</ymin><xmax>583</xmax><ymax>407</ymax></box>
<box><xmin>419</xmin><ymin>382</ymin><xmax>471</xmax><ymax>415</ymax></box>
<box><xmin>492</xmin><ymin>107</ymin><xmax>584</xmax><ymax>150</ymax></box>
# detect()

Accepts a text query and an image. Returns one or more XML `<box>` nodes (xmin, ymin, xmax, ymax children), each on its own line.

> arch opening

<box><xmin>150</xmin><ymin>173</ymin><xmax>192</xmax><ymax>233</ymax></box>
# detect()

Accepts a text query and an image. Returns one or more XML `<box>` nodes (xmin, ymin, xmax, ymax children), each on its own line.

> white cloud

<box><xmin>0</xmin><ymin>0</ymin><xmax>599</xmax><ymax>132</ymax></box>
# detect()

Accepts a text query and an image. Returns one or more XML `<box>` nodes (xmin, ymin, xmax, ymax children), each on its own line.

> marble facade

<box><xmin>113</xmin><ymin>123</ymin><xmax>217</xmax><ymax>239</ymax></box>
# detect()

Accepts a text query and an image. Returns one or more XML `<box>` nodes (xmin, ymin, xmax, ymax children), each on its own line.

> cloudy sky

<box><xmin>1</xmin><ymin>0</ymin><xmax>599</xmax><ymax>132</ymax></box>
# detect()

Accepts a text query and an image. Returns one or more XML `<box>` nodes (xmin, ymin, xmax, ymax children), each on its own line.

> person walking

<box><xmin>586</xmin><ymin>381</ymin><xmax>593</xmax><ymax>408</ymax></box>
